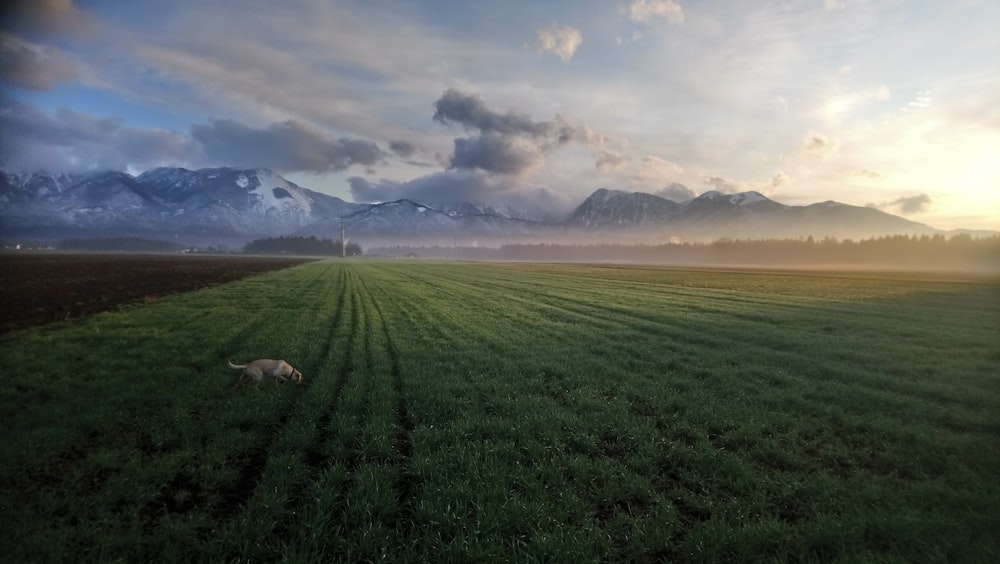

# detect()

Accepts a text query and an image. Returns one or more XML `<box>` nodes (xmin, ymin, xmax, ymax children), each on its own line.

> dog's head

<box><xmin>290</xmin><ymin>368</ymin><xmax>304</xmax><ymax>385</ymax></box>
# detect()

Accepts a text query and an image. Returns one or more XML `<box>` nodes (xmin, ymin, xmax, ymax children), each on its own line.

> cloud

<box><xmin>433</xmin><ymin>88</ymin><xmax>550</xmax><ymax>137</ymax></box>
<box><xmin>0</xmin><ymin>97</ymin><xmax>390</xmax><ymax>174</ymax></box>
<box><xmin>821</xmin><ymin>86</ymin><xmax>892</xmax><ymax>122</ymax></box>
<box><xmin>867</xmin><ymin>194</ymin><xmax>932</xmax><ymax>215</ymax></box>
<box><xmin>432</xmin><ymin>89</ymin><xmax>626</xmax><ymax>175</ymax></box>
<box><xmin>703</xmin><ymin>176</ymin><xmax>740</xmax><ymax>194</ymax></box>
<box><xmin>0</xmin><ymin>94</ymin><xmax>190</xmax><ymax>172</ymax></box>
<box><xmin>596</xmin><ymin>150</ymin><xmax>629</xmax><ymax>172</ymax></box>
<box><xmin>0</xmin><ymin>33</ymin><xmax>77</xmax><ymax>90</ymax></box>
<box><xmin>701</xmin><ymin>170</ymin><xmax>789</xmax><ymax>195</ymax></box>
<box><xmin>769</xmin><ymin>171</ymin><xmax>789</xmax><ymax>191</ymax></box>
<box><xmin>871</xmin><ymin>85</ymin><xmax>891</xmax><ymax>101</ymax></box>
<box><xmin>450</xmin><ymin>133</ymin><xmax>541</xmax><ymax>175</ymax></box>
<box><xmin>3</xmin><ymin>0</ymin><xmax>95</xmax><ymax>38</ymax></box>
<box><xmin>906</xmin><ymin>90</ymin><xmax>933</xmax><ymax>110</ymax></box>
<box><xmin>803</xmin><ymin>130</ymin><xmax>839</xmax><ymax>158</ymax></box>
<box><xmin>622</xmin><ymin>0</ymin><xmax>685</xmax><ymax>24</ymax></box>
<box><xmin>190</xmin><ymin>119</ymin><xmax>385</xmax><ymax>173</ymax></box>
<box><xmin>655</xmin><ymin>182</ymin><xmax>696</xmax><ymax>202</ymax></box>
<box><xmin>536</xmin><ymin>24</ymin><xmax>582</xmax><ymax>62</ymax></box>
<box><xmin>349</xmin><ymin>170</ymin><xmax>507</xmax><ymax>204</ymax></box>
<box><xmin>854</xmin><ymin>168</ymin><xmax>884</xmax><ymax>180</ymax></box>
<box><xmin>636</xmin><ymin>155</ymin><xmax>683</xmax><ymax>179</ymax></box>
<box><xmin>388</xmin><ymin>139</ymin><xmax>418</xmax><ymax>158</ymax></box>
<box><xmin>348</xmin><ymin>169</ymin><xmax>577</xmax><ymax>219</ymax></box>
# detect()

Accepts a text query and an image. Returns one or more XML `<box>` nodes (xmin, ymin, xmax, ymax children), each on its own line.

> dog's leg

<box><xmin>231</xmin><ymin>372</ymin><xmax>247</xmax><ymax>392</ymax></box>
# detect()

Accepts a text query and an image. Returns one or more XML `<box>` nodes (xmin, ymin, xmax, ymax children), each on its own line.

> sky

<box><xmin>1</xmin><ymin>0</ymin><xmax>998</xmax><ymax>229</ymax></box>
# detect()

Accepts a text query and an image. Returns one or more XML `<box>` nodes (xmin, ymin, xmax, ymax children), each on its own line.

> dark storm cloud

<box><xmin>431</xmin><ymin>89</ymin><xmax>626</xmax><ymax>175</ymax></box>
<box><xmin>450</xmin><ymin>133</ymin><xmax>540</xmax><ymax>175</ymax></box>
<box><xmin>2</xmin><ymin>0</ymin><xmax>96</xmax><ymax>39</ymax></box>
<box><xmin>432</xmin><ymin>89</ymin><xmax>550</xmax><ymax>137</ymax></box>
<box><xmin>190</xmin><ymin>118</ymin><xmax>385</xmax><ymax>173</ymax></box>
<box><xmin>867</xmin><ymin>193</ymin><xmax>932</xmax><ymax>215</ymax></box>
<box><xmin>347</xmin><ymin>176</ymin><xmax>389</xmax><ymax>202</ymax></box>
<box><xmin>0</xmin><ymin>34</ymin><xmax>77</xmax><ymax>91</ymax></box>
<box><xmin>388</xmin><ymin>139</ymin><xmax>417</xmax><ymax>158</ymax></box>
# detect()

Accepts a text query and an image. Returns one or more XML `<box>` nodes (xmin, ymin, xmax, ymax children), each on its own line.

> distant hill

<box><xmin>1</xmin><ymin>167</ymin><xmax>986</xmax><ymax>246</ymax></box>
<box><xmin>568</xmin><ymin>188</ymin><xmax>939</xmax><ymax>241</ymax></box>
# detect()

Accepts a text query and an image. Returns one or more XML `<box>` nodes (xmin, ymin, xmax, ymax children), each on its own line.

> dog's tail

<box><xmin>227</xmin><ymin>359</ymin><xmax>247</xmax><ymax>370</ymax></box>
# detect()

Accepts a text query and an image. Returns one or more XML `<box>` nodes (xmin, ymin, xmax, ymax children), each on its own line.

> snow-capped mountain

<box><xmin>0</xmin><ymin>166</ymin><xmax>955</xmax><ymax>246</ymax></box>
<box><xmin>1</xmin><ymin>167</ymin><xmax>363</xmax><ymax>242</ymax></box>
<box><xmin>567</xmin><ymin>187</ymin><xmax>937</xmax><ymax>240</ymax></box>
<box><xmin>298</xmin><ymin>198</ymin><xmax>561</xmax><ymax>244</ymax></box>
<box><xmin>568</xmin><ymin>188</ymin><xmax>682</xmax><ymax>228</ymax></box>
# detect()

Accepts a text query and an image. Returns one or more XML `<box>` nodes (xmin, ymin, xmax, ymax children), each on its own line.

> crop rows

<box><xmin>2</xmin><ymin>260</ymin><xmax>998</xmax><ymax>561</ymax></box>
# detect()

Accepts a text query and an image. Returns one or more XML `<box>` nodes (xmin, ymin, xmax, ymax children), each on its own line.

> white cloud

<box><xmin>866</xmin><ymin>194</ymin><xmax>932</xmax><ymax>215</ymax></box>
<box><xmin>701</xmin><ymin>170</ymin><xmax>789</xmax><ymax>196</ymax></box>
<box><xmin>854</xmin><ymin>168</ymin><xmax>884</xmax><ymax>180</ymax></box>
<box><xmin>907</xmin><ymin>90</ymin><xmax>933</xmax><ymax>109</ymax></box>
<box><xmin>871</xmin><ymin>85</ymin><xmax>891</xmax><ymax>101</ymax></box>
<box><xmin>622</xmin><ymin>0</ymin><xmax>685</xmax><ymax>24</ymax></box>
<box><xmin>536</xmin><ymin>24</ymin><xmax>583</xmax><ymax>62</ymax></box>
<box><xmin>803</xmin><ymin>130</ymin><xmax>840</xmax><ymax>158</ymax></box>
<box><xmin>634</xmin><ymin>155</ymin><xmax>683</xmax><ymax>185</ymax></box>
<box><xmin>819</xmin><ymin>85</ymin><xmax>892</xmax><ymax>123</ymax></box>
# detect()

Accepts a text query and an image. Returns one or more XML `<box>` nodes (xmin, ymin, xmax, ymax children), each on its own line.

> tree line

<box><xmin>371</xmin><ymin>234</ymin><xmax>1000</xmax><ymax>270</ymax></box>
<box><xmin>242</xmin><ymin>236</ymin><xmax>362</xmax><ymax>256</ymax></box>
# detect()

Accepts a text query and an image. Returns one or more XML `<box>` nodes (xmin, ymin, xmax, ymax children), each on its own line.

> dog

<box><xmin>227</xmin><ymin>359</ymin><xmax>303</xmax><ymax>390</ymax></box>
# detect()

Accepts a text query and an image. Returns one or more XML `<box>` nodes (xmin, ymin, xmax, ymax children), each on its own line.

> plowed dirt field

<box><xmin>0</xmin><ymin>253</ymin><xmax>315</xmax><ymax>334</ymax></box>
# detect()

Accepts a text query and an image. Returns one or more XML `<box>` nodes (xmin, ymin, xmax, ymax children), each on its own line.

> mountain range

<box><xmin>0</xmin><ymin>167</ymin><xmax>971</xmax><ymax>247</ymax></box>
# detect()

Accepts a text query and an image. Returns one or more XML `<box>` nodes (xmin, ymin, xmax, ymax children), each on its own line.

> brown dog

<box><xmin>227</xmin><ymin>359</ymin><xmax>303</xmax><ymax>390</ymax></box>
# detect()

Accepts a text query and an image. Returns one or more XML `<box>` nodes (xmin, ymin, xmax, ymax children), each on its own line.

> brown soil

<box><xmin>0</xmin><ymin>253</ymin><xmax>316</xmax><ymax>334</ymax></box>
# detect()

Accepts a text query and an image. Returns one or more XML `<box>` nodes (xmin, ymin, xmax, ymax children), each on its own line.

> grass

<box><xmin>1</xmin><ymin>260</ymin><xmax>998</xmax><ymax>562</ymax></box>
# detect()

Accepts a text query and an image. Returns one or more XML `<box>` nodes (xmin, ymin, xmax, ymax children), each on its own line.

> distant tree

<box><xmin>492</xmin><ymin>235</ymin><xmax>1000</xmax><ymax>269</ymax></box>
<box><xmin>243</xmin><ymin>236</ymin><xmax>362</xmax><ymax>256</ymax></box>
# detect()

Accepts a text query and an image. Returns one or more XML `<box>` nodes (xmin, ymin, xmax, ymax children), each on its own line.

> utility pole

<box><xmin>340</xmin><ymin>216</ymin><xmax>346</xmax><ymax>257</ymax></box>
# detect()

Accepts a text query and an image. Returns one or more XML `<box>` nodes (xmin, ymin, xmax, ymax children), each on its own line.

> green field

<box><xmin>2</xmin><ymin>260</ymin><xmax>998</xmax><ymax>562</ymax></box>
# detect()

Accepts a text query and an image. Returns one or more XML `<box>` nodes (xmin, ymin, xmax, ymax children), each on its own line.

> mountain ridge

<box><xmin>1</xmin><ymin>167</ymin><xmax>985</xmax><ymax>246</ymax></box>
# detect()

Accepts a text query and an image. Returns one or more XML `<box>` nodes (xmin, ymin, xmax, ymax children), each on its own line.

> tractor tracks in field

<box><xmin>358</xmin><ymin>275</ymin><xmax>419</xmax><ymax>529</ymax></box>
<box><xmin>301</xmin><ymin>268</ymin><xmax>358</xmax><ymax>472</ymax></box>
<box><xmin>273</xmin><ymin>269</ymin><xmax>419</xmax><ymax>536</ymax></box>
<box><xmin>56</xmin><ymin>268</ymin><xmax>344</xmax><ymax>532</ymax></box>
<box><xmin>206</xmin><ymin>265</ymin><xmax>354</xmax><ymax>524</ymax></box>
<box><xmin>370</xmin><ymin>288</ymin><xmax>418</xmax><ymax>526</ymax></box>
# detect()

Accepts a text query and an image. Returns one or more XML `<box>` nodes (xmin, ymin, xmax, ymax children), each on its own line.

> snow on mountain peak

<box><xmin>245</xmin><ymin>169</ymin><xmax>314</xmax><ymax>216</ymax></box>
<box><xmin>729</xmin><ymin>191</ymin><xmax>767</xmax><ymax>206</ymax></box>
